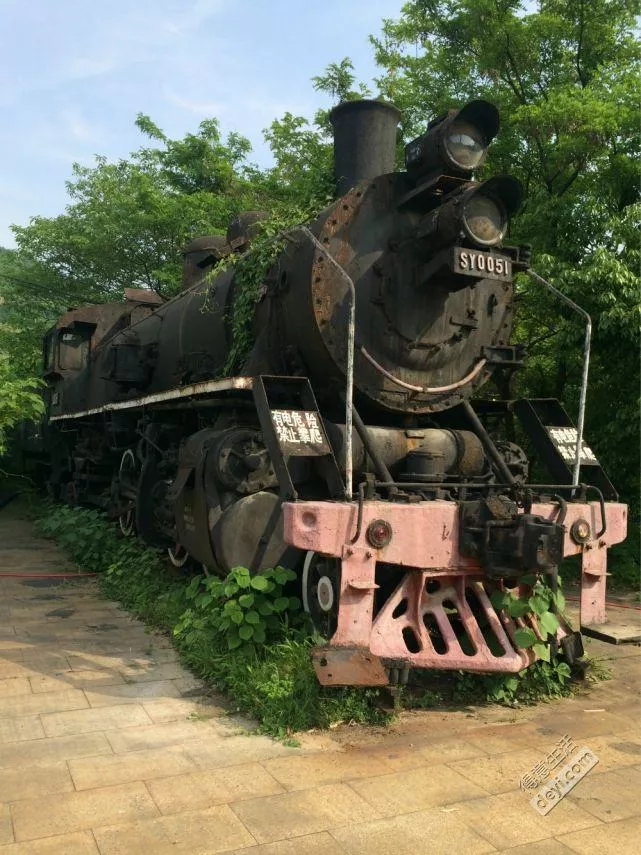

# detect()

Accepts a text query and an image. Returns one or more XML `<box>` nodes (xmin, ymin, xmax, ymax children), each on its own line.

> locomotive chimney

<box><xmin>329</xmin><ymin>99</ymin><xmax>401</xmax><ymax>197</ymax></box>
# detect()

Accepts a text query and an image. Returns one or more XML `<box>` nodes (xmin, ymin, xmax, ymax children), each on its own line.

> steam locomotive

<box><xmin>38</xmin><ymin>99</ymin><xmax>627</xmax><ymax>686</ymax></box>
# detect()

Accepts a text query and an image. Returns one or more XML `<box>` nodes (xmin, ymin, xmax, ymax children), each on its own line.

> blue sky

<box><xmin>0</xmin><ymin>0</ymin><xmax>405</xmax><ymax>247</ymax></box>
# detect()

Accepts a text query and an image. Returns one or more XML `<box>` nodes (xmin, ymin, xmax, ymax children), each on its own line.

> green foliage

<box><xmin>412</xmin><ymin>577</ymin><xmax>577</xmax><ymax>707</ymax></box>
<box><xmin>490</xmin><ymin>579</ymin><xmax>564</xmax><ymax>663</ymax></box>
<box><xmin>0</xmin><ymin>248</ymin><xmax>67</xmax><ymax>377</ymax></box>
<box><xmin>413</xmin><ymin>657</ymin><xmax>574</xmax><ymax>709</ymax></box>
<box><xmin>257</xmin><ymin>114</ymin><xmax>334</xmax><ymax>210</ymax></box>
<box><xmin>312</xmin><ymin>57</ymin><xmax>372</xmax><ymax>104</ymax></box>
<box><xmin>12</xmin><ymin>117</ymin><xmax>256</xmax><ymax>302</ymax></box>
<box><xmin>174</xmin><ymin>566</ymin><xmax>302</xmax><ymax>651</ymax></box>
<box><xmin>204</xmin><ymin>205</ymin><xmax>326</xmax><ymax>375</ymax></box>
<box><xmin>0</xmin><ymin>353</ymin><xmax>44</xmax><ymax>454</ymax></box>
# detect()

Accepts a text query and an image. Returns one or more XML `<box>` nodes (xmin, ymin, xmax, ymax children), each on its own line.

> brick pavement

<box><xmin>0</xmin><ymin>503</ymin><xmax>639</xmax><ymax>853</ymax></box>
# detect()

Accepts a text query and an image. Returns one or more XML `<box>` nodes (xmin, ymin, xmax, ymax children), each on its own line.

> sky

<box><xmin>0</xmin><ymin>0</ymin><xmax>406</xmax><ymax>248</ymax></box>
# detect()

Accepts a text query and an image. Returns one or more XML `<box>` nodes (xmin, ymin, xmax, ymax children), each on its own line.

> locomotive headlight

<box><xmin>444</xmin><ymin>118</ymin><xmax>486</xmax><ymax>171</ymax></box>
<box><xmin>405</xmin><ymin>99</ymin><xmax>499</xmax><ymax>180</ymax></box>
<box><xmin>460</xmin><ymin>176</ymin><xmax>522</xmax><ymax>247</ymax></box>
<box><xmin>417</xmin><ymin>174</ymin><xmax>522</xmax><ymax>251</ymax></box>
<box><xmin>461</xmin><ymin>192</ymin><xmax>507</xmax><ymax>246</ymax></box>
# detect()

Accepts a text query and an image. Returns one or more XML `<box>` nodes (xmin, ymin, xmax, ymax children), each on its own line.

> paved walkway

<box><xmin>0</xmin><ymin>502</ymin><xmax>639</xmax><ymax>854</ymax></box>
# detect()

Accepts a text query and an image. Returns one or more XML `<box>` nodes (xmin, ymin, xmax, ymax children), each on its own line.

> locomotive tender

<box><xmin>41</xmin><ymin>99</ymin><xmax>627</xmax><ymax>686</ymax></box>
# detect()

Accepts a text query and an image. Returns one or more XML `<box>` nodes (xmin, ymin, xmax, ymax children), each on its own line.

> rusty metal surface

<box><xmin>123</xmin><ymin>288</ymin><xmax>163</xmax><ymax>305</ymax></box>
<box><xmin>299</xmin><ymin>176</ymin><xmax>515</xmax><ymax>414</ymax></box>
<box><xmin>284</xmin><ymin>499</ymin><xmax>628</xmax><ymax>673</ymax></box>
<box><xmin>311</xmin><ymin>646</ymin><xmax>389</xmax><ymax>687</ymax></box>
<box><xmin>370</xmin><ymin>573</ymin><xmax>534</xmax><ymax>673</ymax></box>
<box><xmin>329</xmin><ymin>99</ymin><xmax>401</xmax><ymax>196</ymax></box>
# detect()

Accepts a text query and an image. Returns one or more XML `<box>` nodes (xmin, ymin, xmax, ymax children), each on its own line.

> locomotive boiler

<box><xmin>40</xmin><ymin>98</ymin><xmax>627</xmax><ymax>686</ymax></box>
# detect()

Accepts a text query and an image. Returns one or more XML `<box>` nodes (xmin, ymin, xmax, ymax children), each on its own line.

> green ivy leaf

<box><xmin>528</xmin><ymin>594</ymin><xmax>549</xmax><ymax>616</ymax></box>
<box><xmin>244</xmin><ymin>610</ymin><xmax>260</xmax><ymax>624</ymax></box>
<box><xmin>258</xmin><ymin>601</ymin><xmax>274</xmax><ymax>615</ymax></box>
<box><xmin>552</xmin><ymin>590</ymin><xmax>566</xmax><ymax>612</ymax></box>
<box><xmin>250</xmin><ymin>575</ymin><xmax>269</xmax><ymax>591</ymax></box>
<box><xmin>538</xmin><ymin>611</ymin><xmax>559</xmax><ymax>637</ymax></box>
<box><xmin>273</xmin><ymin>597</ymin><xmax>290</xmax><ymax>613</ymax></box>
<box><xmin>514</xmin><ymin>627</ymin><xmax>537</xmax><ymax>648</ymax></box>
<box><xmin>490</xmin><ymin>590</ymin><xmax>510</xmax><ymax>611</ymax></box>
<box><xmin>507</xmin><ymin>598</ymin><xmax>531</xmax><ymax>618</ymax></box>
<box><xmin>227</xmin><ymin>633</ymin><xmax>243</xmax><ymax>650</ymax></box>
<box><xmin>238</xmin><ymin>624</ymin><xmax>254</xmax><ymax>640</ymax></box>
<box><xmin>238</xmin><ymin>593</ymin><xmax>254</xmax><ymax>608</ymax></box>
<box><xmin>230</xmin><ymin>610</ymin><xmax>244</xmax><ymax>626</ymax></box>
<box><xmin>273</xmin><ymin>566</ymin><xmax>296</xmax><ymax>584</ymax></box>
<box><xmin>533</xmin><ymin>641</ymin><xmax>551</xmax><ymax>662</ymax></box>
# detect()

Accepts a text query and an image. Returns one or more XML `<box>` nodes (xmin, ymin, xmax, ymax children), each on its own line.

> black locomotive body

<box><xmin>38</xmin><ymin>99</ymin><xmax>627</xmax><ymax>685</ymax></box>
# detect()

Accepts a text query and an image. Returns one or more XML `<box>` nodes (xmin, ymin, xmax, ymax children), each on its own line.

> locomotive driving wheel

<box><xmin>302</xmin><ymin>551</ymin><xmax>340</xmax><ymax>640</ymax></box>
<box><xmin>117</xmin><ymin>449</ymin><xmax>138</xmax><ymax>537</ymax></box>
<box><xmin>167</xmin><ymin>542</ymin><xmax>190</xmax><ymax>569</ymax></box>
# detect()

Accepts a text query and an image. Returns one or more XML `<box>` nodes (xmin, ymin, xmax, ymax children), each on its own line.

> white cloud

<box><xmin>61</xmin><ymin>109</ymin><xmax>102</xmax><ymax>143</ymax></box>
<box><xmin>164</xmin><ymin>89</ymin><xmax>228</xmax><ymax>117</ymax></box>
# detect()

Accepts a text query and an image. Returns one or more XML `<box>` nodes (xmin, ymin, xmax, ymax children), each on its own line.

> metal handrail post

<box><xmin>289</xmin><ymin>227</ymin><xmax>356</xmax><ymax>500</ymax></box>
<box><xmin>528</xmin><ymin>270</ymin><xmax>592</xmax><ymax>488</ymax></box>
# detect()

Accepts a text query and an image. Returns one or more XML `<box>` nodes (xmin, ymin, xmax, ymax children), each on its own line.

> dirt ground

<box><xmin>0</xmin><ymin>500</ymin><xmax>639</xmax><ymax>854</ymax></box>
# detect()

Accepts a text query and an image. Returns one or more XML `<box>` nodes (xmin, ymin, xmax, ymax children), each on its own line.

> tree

<box><xmin>250</xmin><ymin>113</ymin><xmax>334</xmax><ymax>212</ymax></box>
<box><xmin>312</xmin><ymin>57</ymin><xmax>372</xmax><ymax>103</ymax></box>
<box><xmin>370</xmin><ymin>0</ymin><xmax>640</xmax><ymax>566</ymax></box>
<box><xmin>12</xmin><ymin>118</ymin><xmax>258</xmax><ymax>301</ymax></box>
<box><xmin>0</xmin><ymin>248</ymin><xmax>65</xmax><ymax>376</ymax></box>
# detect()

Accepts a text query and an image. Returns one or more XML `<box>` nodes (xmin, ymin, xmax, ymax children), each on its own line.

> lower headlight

<box><xmin>462</xmin><ymin>192</ymin><xmax>507</xmax><ymax>247</ymax></box>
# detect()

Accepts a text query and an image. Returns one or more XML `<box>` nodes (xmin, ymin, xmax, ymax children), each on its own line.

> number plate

<box><xmin>452</xmin><ymin>248</ymin><xmax>512</xmax><ymax>280</ymax></box>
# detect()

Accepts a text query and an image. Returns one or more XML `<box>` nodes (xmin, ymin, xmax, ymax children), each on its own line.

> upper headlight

<box><xmin>444</xmin><ymin>119</ymin><xmax>486</xmax><ymax>171</ymax></box>
<box><xmin>405</xmin><ymin>99</ymin><xmax>500</xmax><ymax>179</ymax></box>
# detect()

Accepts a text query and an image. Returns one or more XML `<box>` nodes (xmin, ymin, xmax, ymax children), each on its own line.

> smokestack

<box><xmin>329</xmin><ymin>99</ymin><xmax>401</xmax><ymax>197</ymax></box>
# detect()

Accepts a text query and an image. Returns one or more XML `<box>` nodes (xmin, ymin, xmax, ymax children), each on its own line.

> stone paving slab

<box><xmin>0</xmin><ymin>502</ymin><xmax>639</xmax><ymax>853</ymax></box>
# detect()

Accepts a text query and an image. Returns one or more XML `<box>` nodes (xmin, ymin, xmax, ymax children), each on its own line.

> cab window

<box><xmin>58</xmin><ymin>330</ymin><xmax>90</xmax><ymax>370</ymax></box>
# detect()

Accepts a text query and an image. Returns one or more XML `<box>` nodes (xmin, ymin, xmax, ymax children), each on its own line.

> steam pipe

<box><xmin>528</xmin><ymin>270</ymin><xmax>591</xmax><ymax>488</ymax></box>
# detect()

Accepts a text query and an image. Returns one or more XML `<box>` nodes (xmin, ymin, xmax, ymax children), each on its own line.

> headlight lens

<box><xmin>462</xmin><ymin>192</ymin><xmax>507</xmax><ymax>246</ymax></box>
<box><xmin>444</xmin><ymin>119</ymin><xmax>485</xmax><ymax>170</ymax></box>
